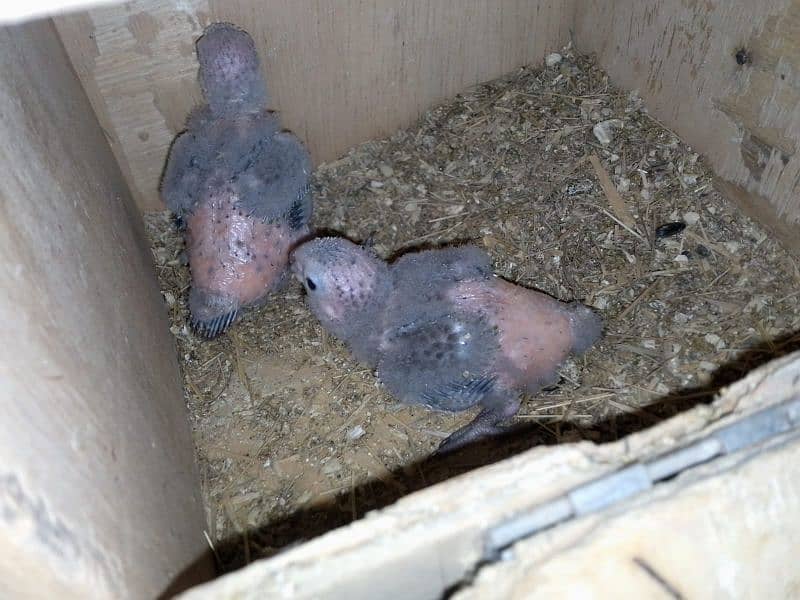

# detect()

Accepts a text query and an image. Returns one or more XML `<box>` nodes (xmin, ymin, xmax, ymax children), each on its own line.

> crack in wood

<box><xmin>633</xmin><ymin>556</ymin><xmax>685</xmax><ymax>600</ymax></box>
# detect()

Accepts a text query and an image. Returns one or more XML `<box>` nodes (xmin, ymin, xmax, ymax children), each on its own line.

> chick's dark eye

<box><xmin>306</xmin><ymin>277</ymin><xmax>317</xmax><ymax>291</ymax></box>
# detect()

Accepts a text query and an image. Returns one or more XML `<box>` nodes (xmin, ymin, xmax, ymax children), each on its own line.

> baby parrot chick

<box><xmin>292</xmin><ymin>238</ymin><xmax>602</xmax><ymax>453</ymax></box>
<box><xmin>161</xmin><ymin>22</ymin><xmax>312</xmax><ymax>338</ymax></box>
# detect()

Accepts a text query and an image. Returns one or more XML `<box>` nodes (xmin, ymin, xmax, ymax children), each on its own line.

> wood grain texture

<box><xmin>576</xmin><ymin>0</ymin><xmax>800</xmax><ymax>256</ymax></box>
<box><xmin>54</xmin><ymin>0</ymin><xmax>573</xmax><ymax>211</ymax></box>
<box><xmin>0</xmin><ymin>20</ymin><xmax>210</xmax><ymax>598</ymax></box>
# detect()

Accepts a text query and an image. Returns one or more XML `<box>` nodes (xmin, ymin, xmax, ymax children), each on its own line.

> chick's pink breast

<box><xmin>449</xmin><ymin>279</ymin><xmax>574</xmax><ymax>392</ymax></box>
<box><xmin>187</xmin><ymin>192</ymin><xmax>304</xmax><ymax>306</ymax></box>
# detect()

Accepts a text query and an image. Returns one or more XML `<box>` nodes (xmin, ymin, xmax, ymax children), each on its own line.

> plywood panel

<box><xmin>575</xmin><ymin>0</ymin><xmax>800</xmax><ymax>256</ymax></box>
<box><xmin>0</xmin><ymin>20</ymin><xmax>209</xmax><ymax>598</ymax></box>
<box><xmin>54</xmin><ymin>0</ymin><xmax>573</xmax><ymax>211</ymax></box>
<box><xmin>454</xmin><ymin>427</ymin><xmax>800</xmax><ymax>599</ymax></box>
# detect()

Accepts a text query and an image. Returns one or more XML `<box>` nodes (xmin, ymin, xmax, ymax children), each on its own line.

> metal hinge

<box><xmin>484</xmin><ymin>396</ymin><xmax>800</xmax><ymax>560</ymax></box>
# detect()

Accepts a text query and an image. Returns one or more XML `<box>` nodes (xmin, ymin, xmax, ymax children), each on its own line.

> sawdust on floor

<box><xmin>144</xmin><ymin>47</ymin><xmax>800</xmax><ymax>571</ymax></box>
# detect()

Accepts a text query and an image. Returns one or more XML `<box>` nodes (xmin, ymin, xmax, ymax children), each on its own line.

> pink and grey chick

<box><xmin>292</xmin><ymin>238</ymin><xmax>602</xmax><ymax>453</ymax></box>
<box><xmin>161</xmin><ymin>22</ymin><xmax>312</xmax><ymax>338</ymax></box>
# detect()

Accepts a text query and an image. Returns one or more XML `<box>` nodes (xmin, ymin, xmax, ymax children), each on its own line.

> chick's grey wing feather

<box><xmin>389</xmin><ymin>246</ymin><xmax>493</xmax><ymax>327</ymax></box>
<box><xmin>392</xmin><ymin>246</ymin><xmax>493</xmax><ymax>288</ymax></box>
<box><xmin>234</xmin><ymin>130</ymin><xmax>312</xmax><ymax>227</ymax></box>
<box><xmin>161</xmin><ymin>129</ymin><xmax>207</xmax><ymax>216</ymax></box>
<box><xmin>378</xmin><ymin>312</ymin><xmax>499</xmax><ymax>412</ymax></box>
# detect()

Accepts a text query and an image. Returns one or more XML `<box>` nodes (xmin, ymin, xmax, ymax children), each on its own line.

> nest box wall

<box><xmin>54</xmin><ymin>0</ymin><xmax>574</xmax><ymax>212</ymax></box>
<box><xmin>576</xmin><ymin>0</ymin><xmax>800</xmax><ymax>256</ymax></box>
<box><xmin>0</xmin><ymin>20</ymin><xmax>208</xmax><ymax>598</ymax></box>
